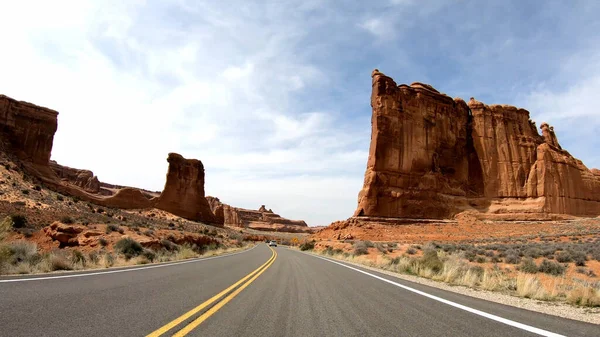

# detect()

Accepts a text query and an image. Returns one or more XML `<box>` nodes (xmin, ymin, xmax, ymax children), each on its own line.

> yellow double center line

<box><xmin>147</xmin><ymin>247</ymin><xmax>277</xmax><ymax>337</ymax></box>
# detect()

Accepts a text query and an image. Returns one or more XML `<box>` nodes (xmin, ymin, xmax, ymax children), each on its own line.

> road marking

<box><xmin>308</xmin><ymin>253</ymin><xmax>565</xmax><ymax>337</ymax></box>
<box><xmin>147</xmin><ymin>246</ymin><xmax>276</xmax><ymax>337</ymax></box>
<box><xmin>174</xmin><ymin>247</ymin><xmax>277</xmax><ymax>336</ymax></box>
<box><xmin>0</xmin><ymin>245</ymin><xmax>258</xmax><ymax>283</ymax></box>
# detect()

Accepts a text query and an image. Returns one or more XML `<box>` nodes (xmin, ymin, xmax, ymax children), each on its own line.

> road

<box><xmin>0</xmin><ymin>244</ymin><xmax>597</xmax><ymax>336</ymax></box>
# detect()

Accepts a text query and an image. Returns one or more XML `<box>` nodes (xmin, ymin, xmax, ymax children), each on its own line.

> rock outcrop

<box><xmin>355</xmin><ymin>69</ymin><xmax>600</xmax><ymax>219</ymax></box>
<box><xmin>155</xmin><ymin>153</ymin><xmax>218</xmax><ymax>224</ymax></box>
<box><xmin>0</xmin><ymin>95</ymin><xmax>58</xmax><ymax>166</ymax></box>
<box><xmin>49</xmin><ymin>161</ymin><xmax>101</xmax><ymax>194</ymax></box>
<box><xmin>206</xmin><ymin>197</ymin><xmax>310</xmax><ymax>232</ymax></box>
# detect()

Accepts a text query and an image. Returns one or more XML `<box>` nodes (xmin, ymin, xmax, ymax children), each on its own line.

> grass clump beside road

<box><xmin>0</xmin><ymin>229</ymin><xmax>254</xmax><ymax>275</ymax></box>
<box><xmin>302</xmin><ymin>240</ymin><xmax>600</xmax><ymax>308</ymax></box>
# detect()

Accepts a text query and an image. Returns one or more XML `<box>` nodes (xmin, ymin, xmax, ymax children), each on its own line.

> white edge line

<box><xmin>0</xmin><ymin>245</ymin><xmax>258</xmax><ymax>283</ymax></box>
<box><xmin>305</xmin><ymin>252</ymin><xmax>565</xmax><ymax>337</ymax></box>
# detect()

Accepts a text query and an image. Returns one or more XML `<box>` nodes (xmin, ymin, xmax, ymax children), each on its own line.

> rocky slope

<box><xmin>354</xmin><ymin>69</ymin><xmax>600</xmax><ymax>221</ymax></box>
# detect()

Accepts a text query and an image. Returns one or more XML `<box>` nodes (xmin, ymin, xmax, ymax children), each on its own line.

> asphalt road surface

<box><xmin>0</xmin><ymin>244</ymin><xmax>597</xmax><ymax>336</ymax></box>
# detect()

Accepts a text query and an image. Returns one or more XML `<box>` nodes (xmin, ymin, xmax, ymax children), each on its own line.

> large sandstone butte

<box><xmin>0</xmin><ymin>94</ymin><xmax>221</xmax><ymax>225</ymax></box>
<box><xmin>355</xmin><ymin>69</ymin><xmax>600</xmax><ymax>220</ymax></box>
<box><xmin>206</xmin><ymin>197</ymin><xmax>310</xmax><ymax>233</ymax></box>
<box><xmin>155</xmin><ymin>153</ymin><xmax>217</xmax><ymax>223</ymax></box>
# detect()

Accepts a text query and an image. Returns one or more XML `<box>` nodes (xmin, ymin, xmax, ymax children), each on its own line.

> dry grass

<box><xmin>312</xmin><ymin>247</ymin><xmax>600</xmax><ymax>308</ymax></box>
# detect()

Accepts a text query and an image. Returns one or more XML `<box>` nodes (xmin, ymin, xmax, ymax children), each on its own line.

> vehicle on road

<box><xmin>268</xmin><ymin>240</ymin><xmax>277</xmax><ymax>247</ymax></box>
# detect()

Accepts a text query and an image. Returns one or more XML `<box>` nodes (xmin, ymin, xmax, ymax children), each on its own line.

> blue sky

<box><xmin>1</xmin><ymin>0</ymin><xmax>599</xmax><ymax>226</ymax></box>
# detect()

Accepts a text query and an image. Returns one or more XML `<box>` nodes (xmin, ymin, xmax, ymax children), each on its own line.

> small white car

<box><xmin>268</xmin><ymin>240</ymin><xmax>277</xmax><ymax>247</ymax></box>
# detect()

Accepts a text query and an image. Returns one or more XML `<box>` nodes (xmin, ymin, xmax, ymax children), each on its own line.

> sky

<box><xmin>0</xmin><ymin>0</ymin><xmax>599</xmax><ymax>226</ymax></box>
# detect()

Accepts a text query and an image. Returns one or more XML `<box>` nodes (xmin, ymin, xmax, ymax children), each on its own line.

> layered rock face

<box><xmin>0</xmin><ymin>95</ymin><xmax>58</xmax><ymax>166</ymax></box>
<box><xmin>355</xmin><ymin>70</ymin><xmax>600</xmax><ymax>219</ymax></box>
<box><xmin>49</xmin><ymin>161</ymin><xmax>101</xmax><ymax>194</ymax></box>
<box><xmin>155</xmin><ymin>153</ymin><xmax>218</xmax><ymax>224</ymax></box>
<box><xmin>206</xmin><ymin>197</ymin><xmax>309</xmax><ymax>232</ymax></box>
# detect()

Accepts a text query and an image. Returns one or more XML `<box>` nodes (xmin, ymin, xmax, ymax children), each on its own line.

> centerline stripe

<box><xmin>146</xmin><ymin>247</ymin><xmax>276</xmax><ymax>337</ymax></box>
<box><xmin>174</xmin><ymin>248</ymin><xmax>277</xmax><ymax>336</ymax></box>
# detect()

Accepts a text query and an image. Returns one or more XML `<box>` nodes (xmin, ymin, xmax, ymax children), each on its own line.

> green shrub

<box><xmin>556</xmin><ymin>251</ymin><xmax>572</xmax><ymax>263</ymax></box>
<box><xmin>406</xmin><ymin>247</ymin><xmax>417</xmax><ymax>255</ymax></box>
<box><xmin>353</xmin><ymin>241</ymin><xmax>369</xmax><ymax>256</ymax></box>
<box><xmin>571</xmin><ymin>251</ymin><xmax>587</xmax><ymax>266</ymax></box>
<box><xmin>49</xmin><ymin>254</ymin><xmax>72</xmax><ymax>271</ymax></box>
<box><xmin>98</xmin><ymin>238</ymin><xmax>108</xmax><ymax>246</ymax></box>
<box><xmin>538</xmin><ymin>259</ymin><xmax>565</xmax><ymax>276</ymax></box>
<box><xmin>299</xmin><ymin>241</ymin><xmax>315</xmax><ymax>251</ymax></box>
<box><xmin>142</xmin><ymin>249</ymin><xmax>156</xmax><ymax>262</ymax></box>
<box><xmin>419</xmin><ymin>249</ymin><xmax>443</xmax><ymax>273</ymax></box>
<box><xmin>518</xmin><ymin>258</ymin><xmax>538</xmax><ymax>273</ymax></box>
<box><xmin>10</xmin><ymin>214</ymin><xmax>27</xmax><ymax>229</ymax></box>
<box><xmin>60</xmin><ymin>216</ymin><xmax>74</xmax><ymax>224</ymax></box>
<box><xmin>88</xmin><ymin>252</ymin><xmax>99</xmax><ymax>264</ymax></box>
<box><xmin>105</xmin><ymin>224</ymin><xmax>120</xmax><ymax>234</ymax></box>
<box><xmin>114</xmin><ymin>238</ymin><xmax>143</xmax><ymax>259</ymax></box>
<box><xmin>71</xmin><ymin>250</ymin><xmax>86</xmax><ymax>266</ymax></box>
<box><xmin>160</xmin><ymin>239</ymin><xmax>179</xmax><ymax>252</ymax></box>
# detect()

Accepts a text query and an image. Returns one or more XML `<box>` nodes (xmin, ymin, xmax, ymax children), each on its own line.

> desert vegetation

<box><xmin>303</xmin><ymin>239</ymin><xmax>600</xmax><ymax>308</ymax></box>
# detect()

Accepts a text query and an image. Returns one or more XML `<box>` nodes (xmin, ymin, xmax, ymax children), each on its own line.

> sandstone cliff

<box><xmin>355</xmin><ymin>70</ymin><xmax>600</xmax><ymax>219</ymax></box>
<box><xmin>0</xmin><ymin>95</ymin><xmax>57</xmax><ymax>166</ymax></box>
<box><xmin>49</xmin><ymin>161</ymin><xmax>101</xmax><ymax>194</ymax></box>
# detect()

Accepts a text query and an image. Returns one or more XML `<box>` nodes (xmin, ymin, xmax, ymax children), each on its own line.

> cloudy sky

<box><xmin>1</xmin><ymin>1</ymin><xmax>598</xmax><ymax>226</ymax></box>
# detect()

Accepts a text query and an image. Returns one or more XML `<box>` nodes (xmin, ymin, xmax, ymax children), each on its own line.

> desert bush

<box><xmin>105</xmin><ymin>224</ymin><xmax>120</xmax><ymax>234</ymax></box>
<box><xmin>518</xmin><ymin>258</ymin><xmax>538</xmax><ymax>273</ymax></box>
<box><xmin>299</xmin><ymin>241</ymin><xmax>315</xmax><ymax>251</ymax></box>
<box><xmin>71</xmin><ymin>250</ymin><xmax>86</xmax><ymax>267</ymax></box>
<box><xmin>114</xmin><ymin>238</ymin><xmax>143</xmax><ymax>259</ymax></box>
<box><xmin>566</xmin><ymin>286</ymin><xmax>600</xmax><ymax>307</ymax></box>
<box><xmin>142</xmin><ymin>249</ymin><xmax>156</xmax><ymax>262</ymax></box>
<box><xmin>0</xmin><ymin>217</ymin><xmax>13</xmax><ymax>241</ymax></box>
<box><xmin>375</xmin><ymin>243</ymin><xmax>387</xmax><ymax>254</ymax></box>
<box><xmin>175</xmin><ymin>244</ymin><xmax>197</xmax><ymax>260</ymax></box>
<box><xmin>555</xmin><ymin>251</ymin><xmax>572</xmax><ymax>263</ymax></box>
<box><xmin>98</xmin><ymin>238</ymin><xmax>108</xmax><ymax>247</ymax></box>
<box><xmin>538</xmin><ymin>259</ymin><xmax>565</xmax><ymax>276</ymax></box>
<box><xmin>49</xmin><ymin>253</ymin><xmax>72</xmax><ymax>271</ymax></box>
<box><xmin>9</xmin><ymin>214</ymin><xmax>27</xmax><ymax>229</ymax></box>
<box><xmin>160</xmin><ymin>239</ymin><xmax>179</xmax><ymax>252</ymax></box>
<box><xmin>21</xmin><ymin>189</ymin><xmax>29</xmax><ymax>195</ymax></box>
<box><xmin>504</xmin><ymin>250</ymin><xmax>521</xmax><ymax>264</ymax></box>
<box><xmin>353</xmin><ymin>241</ymin><xmax>369</xmax><ymax>256</ymax></box>
<box><xmin>88</xmin><ymin>252</ymin><xmax>99</xmax><ymax>264</ymax></box>
<box><xmin>363</xmin><ymin>240</ymin><xmax>375</xmax><ymax>248</ymax></box>
<box><xmin>571</xmin><ymin>251</ymin><xmax>587</xmax><ymax>266</ymax></box>
<box><xmin>524</xmin><ymin>247</ymin><xmax>542</xmax><ymax>258</ymax></box>
<box><xmin>324</xmin><ymin>246</ymin><xmax>334</xmax><ymax>256</ymax></box>
<box><xmin>420</xmin><ymin>249</ymin><xmax>443</xmax><ymax>273</ymax></box>
<box><xmin>463</xmin><ymin>250</ymin><xmax>476</xmax><ymax>262</ymax></box>
<box><xmin>60</xmin><ymin>216</ymin><xmax>74</xmax><ymax>224</ymax></box>
<box><xmin>406</xmin><ymin>247</ymin><xmax>417</xmax><ymax>255</ymax></box>
<box><xmin>56</xmin><ymin>195</ymin><xmax>64</xmax><ymax>201</ymax></box>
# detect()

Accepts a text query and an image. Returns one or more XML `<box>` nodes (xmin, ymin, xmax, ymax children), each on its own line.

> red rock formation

<box><xmin>205</xmin><ymin>196</ymin><xmax>309</xmax><ymax>232</ymax></box>
<box><xmin>0</xmin><ymin>95</ymin><xmax>58</xmax><ymax>165</ymax></box>
<box><xmin>49</xmin><ymin>161</ymin><xmax>101</xmax><ymax>193</ymax></box>
<box><xmin>155</xmin><ymin>153</ymin><xmax>219</xmax><ymax>224</ymax></box>
<box><xmin>355</xmin><ymin>69</ymin><xmax>600</xmax><ymax>219</ymax></box>
<box><xmin>0</xmin><ymin>94</ymin><xmax>221</xmax><ymax>225</ymax></box>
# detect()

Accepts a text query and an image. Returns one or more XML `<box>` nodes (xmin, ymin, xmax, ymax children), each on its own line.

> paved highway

<box><xmin>0</xmin><ymin>244</ymin><xmax>597</xmax><ymax>336</ymax></box>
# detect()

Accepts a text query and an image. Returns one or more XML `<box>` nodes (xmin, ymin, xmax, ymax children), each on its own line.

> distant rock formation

<box><xmin>206</xmin><ymin>197</ymin><xmax>310</xmax><ymax>232</ymax></box>
<box><xmin>0</xmin><ymin>94</ymin><xmax>220</xmax><ymax>225</ymax></box>
<box><xmin>354</xmin><ymin>70</ymin><xmax>600</xmax><ymax>219</ymax></box>
<box><xmin>155</xmin><ymin>153</ymin><xmax>217</xmax><ymax>223</ymax></box>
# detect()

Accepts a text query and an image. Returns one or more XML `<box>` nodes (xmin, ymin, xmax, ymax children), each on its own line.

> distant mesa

<box><xmin>355</xmin><ymin>69</ymin><xmax>600</xmax><ymax>220</ymax></box>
